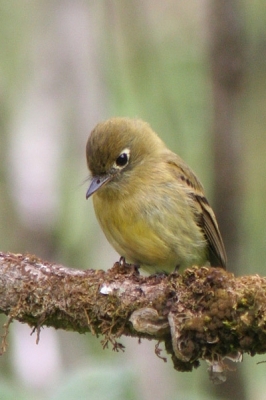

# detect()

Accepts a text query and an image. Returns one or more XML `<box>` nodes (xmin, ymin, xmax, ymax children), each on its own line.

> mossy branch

<box><xmin>0</xmin><ymin>252</ymin><xmax>266</xmax><ymax>382</ymax></box>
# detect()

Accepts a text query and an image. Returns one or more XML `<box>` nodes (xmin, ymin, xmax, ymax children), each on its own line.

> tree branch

<box><xmin>1</xmin><ymin>252</ymin><xmax>266</xmax><ymax>382</ymax></box>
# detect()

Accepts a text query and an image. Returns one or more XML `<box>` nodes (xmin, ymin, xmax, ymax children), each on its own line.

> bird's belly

<box><xmin>93</xmin><ymin>191</ymin><xmax>206</xmax><ymax>273</ymax></box>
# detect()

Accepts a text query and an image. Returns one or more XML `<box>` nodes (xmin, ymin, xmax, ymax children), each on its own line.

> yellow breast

<box><xmin>92</xmin><ymin>177</ymin><xmax>207</xmax><ymax>273</ymax></box>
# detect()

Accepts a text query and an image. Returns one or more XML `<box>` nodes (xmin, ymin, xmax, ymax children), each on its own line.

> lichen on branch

<box><xmin>0</xmin><ymin>251</ymin><xmax>266</xmax><ymax>382</ymax></box>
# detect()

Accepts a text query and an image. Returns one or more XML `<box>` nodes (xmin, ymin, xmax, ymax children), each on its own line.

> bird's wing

<box><xmin>166</xmin><ymin>153</ymin><xmax>227</xmax><ymax>269</ymax></box>
<box><xmin>192</xmin><ymin>193</ymin><xmax>227</xmax><ymax>269</ymax></box>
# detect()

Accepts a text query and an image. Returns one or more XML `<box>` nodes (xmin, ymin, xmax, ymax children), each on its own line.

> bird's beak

<box><xmin>86</xmin><ymin>175</ymin><xmax>111</xmax><ymax>199</ymax></box>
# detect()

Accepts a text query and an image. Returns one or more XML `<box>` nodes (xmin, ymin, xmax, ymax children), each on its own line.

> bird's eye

<box><xmin>116</xmin><ymin>153</ymin><xmax>128</xmax><ymax>166</ymax></box>
<box><xmin>115</xmin><ymin>148</ymin><xmax>130</xmax><ymax>168</ymax></box>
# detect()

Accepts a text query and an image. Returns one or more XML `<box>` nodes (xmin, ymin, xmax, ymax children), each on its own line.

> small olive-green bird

<box><xmin>86</xmin><ymin>117</ymin><xmax>227</xmax><ymax>274</ymax></box>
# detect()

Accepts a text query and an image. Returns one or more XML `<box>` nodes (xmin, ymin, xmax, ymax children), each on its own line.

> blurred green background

<box><xmin>0</xmin><ymin>1</ymin><xmax>266</xmax><ymax>399</ymax></box>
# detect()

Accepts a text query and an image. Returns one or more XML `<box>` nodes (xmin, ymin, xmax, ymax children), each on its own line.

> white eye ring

<box><xmin>114</xmin><ymin>148</ymin><xmax>130</xmax><ymax>169</ymax></box>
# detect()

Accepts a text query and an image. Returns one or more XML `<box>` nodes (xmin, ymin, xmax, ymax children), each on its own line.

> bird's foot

<box><xmin>172</xmin><ymin>264</ymin><xmax>181</xmax><ymax>276</ymax></box>
<box><xmin>113</xmin><ymin>257</ymin><xmax>140</xmax><ymax>275</ymax></box>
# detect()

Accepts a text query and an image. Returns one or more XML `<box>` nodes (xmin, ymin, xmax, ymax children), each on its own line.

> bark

<box><xmin>0</xmin><ymin>252</ymin><xmax>265</xmax><ymax>383</ymax></box>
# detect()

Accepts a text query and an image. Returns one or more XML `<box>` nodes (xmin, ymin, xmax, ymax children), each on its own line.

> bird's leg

<box><xmin>119</xmin><ymin>256</ymin><xmax>126</xmax><ymax>267</ymax></box>
<box><xmin>174</xmin><ymin>265</ymin><xmax>180</xmax><ymax>273</ymax></box>
<box><xmin>118</xmin><ymin>256</ymin><xmax>140</xmax><ymax>275</ymax></box>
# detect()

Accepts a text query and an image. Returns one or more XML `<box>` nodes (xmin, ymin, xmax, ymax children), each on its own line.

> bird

<box><xmin>85</xmin><ymin>117</ymin><xmax>227</xmax><ymax>274</ymax></box>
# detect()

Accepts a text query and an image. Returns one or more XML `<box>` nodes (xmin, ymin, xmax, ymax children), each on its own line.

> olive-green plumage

<box><xmin>86</xmin><ymin>117</ymin><xmax>227</xmax><ymax>274</ymax></box>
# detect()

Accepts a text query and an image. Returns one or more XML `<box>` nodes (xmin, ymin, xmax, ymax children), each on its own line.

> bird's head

<box><xmin>86</xmin><ymin>117</ymin><xmax>164</xmax><ymax>198</ymax></box>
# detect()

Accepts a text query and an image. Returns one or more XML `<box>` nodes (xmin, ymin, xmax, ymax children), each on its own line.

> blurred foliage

<box><xmin>0</xmin><ymin>1</ymin><xmax>266</xmax><ymax>399</ymax></box>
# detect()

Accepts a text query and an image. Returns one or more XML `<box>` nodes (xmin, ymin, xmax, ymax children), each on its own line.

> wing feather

<box><xmin>166</xmin><ymin>152</ymin><xmax>227</xmax><ymax>269</ymax></box>
<box><xmin>194</xmin><ymin>194</ymin><xmax>227</xmax><ymax>269</ymax></box>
